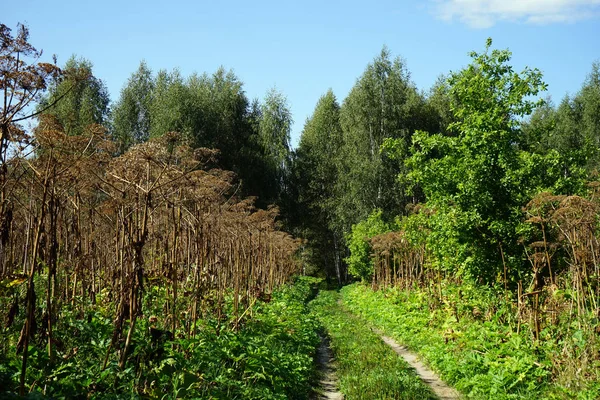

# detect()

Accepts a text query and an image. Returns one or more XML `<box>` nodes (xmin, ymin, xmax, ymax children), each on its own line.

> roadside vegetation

<box><xmin>295</xmin><ymin>36</ymin><xmax>600</xmax><ymax>399</ymax></box>
<box><xmin>341</xmin><ymin>283</ymin><xmax>600</xmax><ymax>399</ymax></box>
<box><xmin>0</xmin><ymin>277</ymin><xmax>320</xmax><ymax>399</ymax></box>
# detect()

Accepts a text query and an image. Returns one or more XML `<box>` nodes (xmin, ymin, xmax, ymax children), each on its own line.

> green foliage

<box><xmin>345</xmin><ymin>209</ymin><xmax>392</xmax><ymax>281</ymax></box>
<box><xmin>39</xmin><ymin>56</ymin><xmax>110</xmax><ymax>136</ymax></box>
<box><xmin>293</xmin><ymin>90</ymin><xmax>345</xmax><ymax>282</ymax></box>
<box><xmin>259</xmin><ymin>88</ymin><xmax>292</xmax><ymax>175</ymax></box>
<box><xmin>295</xmin><ymin>90</ymin><xmax>342</xmax><ymax>225</ymax></box>
<box><xmin>147</xmin><ymin>277</ymin><xmax>320</xmax><ymax>400</ymax></box>
<box><xmin>257</xmin><ymin>87</ymin><xmax>293</xmax><ymax>203</ymax></box>
<box><xmin>310</xmin><ymin>290</ymin><xmax>435</xmax><ymax>399</ymax></box>
<box><xmin>402</xmin><ymin>39</ymin><xmax>549</xmax><ymax>282</ymax></box>
<box><xmin>423</xmin><ymin>75</ymin><xmax>454</xmax><ymax>135</ymax></box>
<box><xmin>148</xmin><ymin>68</ymin><xmax>188</xmax><ymax>139</ymax></box>
<box><xmin>114</xmin><ymin>64</ymin><xmax>287</xmax><ymax>205</ymax></box>
<box><xmin>112</xmin><ymin>61</ymin><xmax>154</xmax><ymax>153</ymax></box>
<box><xmin>335</xmin><ymin>47</ymin><xmax>427</xmax><ymax>232</ymax></box>
<box><xmin>0</xmin><ymin>277</ymin><xmax>321</xmax><ymax>399</ymax></box>
<box><xmin>340</xmin><ymin>283</ymin><xmax>556</xmax><ymax>399</ymax></box>
<box><xmin>341</xmin><ymin>283</ymin><xmax>600</xmax><ymax>399</ymax></box>
<box><xmin>6</xmin><ymin>26</ymin><xmax>600</xmax><ymax>400</ymax></box>
<box><xmin>523</xmin><ymin>62</ymin><xmax>600</xmax><ymax>187</ymax></box>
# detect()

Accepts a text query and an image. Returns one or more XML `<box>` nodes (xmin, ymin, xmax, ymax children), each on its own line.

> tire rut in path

<box><xmin>375</xmin><ymin>329</ymin><xmax>460</xmax><ymax>400</ymax></box>
<box><xmin>312</xmin><ymin>333</ymin><xmax>344</xmax><ymax>400</ymax></box>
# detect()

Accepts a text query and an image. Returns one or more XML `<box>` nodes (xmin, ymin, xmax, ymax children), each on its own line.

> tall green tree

<box><xmin>39</xmin><ymin>56</ymin><xmax>110</xmax><ymax>136</ymax></box>
<box><xmin>144</xmin><ymin>66</ymin><xmax>280</xmax><ymax>204</ymax></box>
<box><xmin>405</xmin><ymin>39</ymin><xmax>547</xmax><ymax>282</ymax></box>
<box><xmin>149</xmin><ymin>68</ymin><xmax>188</xmax><ymax>138</ymax></box>
<box><xmin>294</xmin><ymin>90</ymin><xmax>345</xmax><ymax>283</ymax></box>
<box><xmin>112</xmin><ymin>61</ymin><xmax>154</xmax><ymax>153</ymax></box>
<box><xmin>522</xmin><ymin>97</ymin><xmax>557</xmax><ymax>155</ymax></box>
<box><xmin>258</xmin><ymin>88</ymin><xmax>292</xmax><ymax>199</ymax></box>
<box><xmin>424</xmin><ymin>75</ymin><xmax>454</xmax><ymax>136</ymax></box>
<box><xmin>522</xmin><ymin>62</ymin><xmax>600</xmax><ymax>193</ymax></box>
<box><xmin>187</xmin><ymin>68</ymin><xmax>254</xmax><ymax>174</ymax></box>
<box><xmin>578</xmin><ymin>62</ymin><xmax>600</xmax><ymax>168</ymax></box>
<box><xmin>336</xmin><ymin>47</ymin><xmax>425</xmax><ymax>232</ymax></box>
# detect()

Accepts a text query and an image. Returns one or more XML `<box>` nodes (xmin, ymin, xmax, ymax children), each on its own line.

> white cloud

<box><xmin>433</xmin><ymin>0</ymin><xmax>600</xmax><ymax>28</ymax></box>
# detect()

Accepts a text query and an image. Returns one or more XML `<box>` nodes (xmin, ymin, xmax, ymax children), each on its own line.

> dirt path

<box><xmin>312</xmin><ymin>333</ymin><xmax>344</xmax><ymax>400</ymax></box>
<box><xmin>376</xmin><ymin>330</ymin><xmax>460</xmax><ymax>400</ymax></box>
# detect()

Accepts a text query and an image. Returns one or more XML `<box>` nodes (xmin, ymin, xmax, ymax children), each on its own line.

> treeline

<box><xmin>2</xmin><ymin>19</ymin><xmax>599</xmax><ymax>395</ymax></box>
<box><xmin>293</xmin><ymin>38</ymin><xmax>600</xmax><ymax>287</ymax></box>
<box><xmin>38</xmin><ymin>58</ymin><xmax>293</xmax><ymax>209</ymax></box>
<box><xmin>291</xmin><ymin>47</ymin><xmax>444</xmax><ymax>283</ymax></box>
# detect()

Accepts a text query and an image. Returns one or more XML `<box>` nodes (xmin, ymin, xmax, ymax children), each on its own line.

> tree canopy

<box><xmin>38</xmin><ymin>56</ymin><xmax>110</xmax><ymax>136</ymax></box>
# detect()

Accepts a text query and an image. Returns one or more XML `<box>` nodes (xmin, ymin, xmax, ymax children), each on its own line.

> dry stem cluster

<box><xmin>0</xmin><ymin>120</ymin><xmax>301</xmax><ymax>392</ymax></box>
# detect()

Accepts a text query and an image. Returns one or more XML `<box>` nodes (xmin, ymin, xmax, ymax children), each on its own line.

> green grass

<box><xmin>310</xmin><ymin>290</ymin><xmax>436</xmax><ymax>400</ymax></box>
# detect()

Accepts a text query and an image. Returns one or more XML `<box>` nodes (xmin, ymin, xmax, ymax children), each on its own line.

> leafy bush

<box><xmin>346</xmin><ymin>209</ymin><xmax>393</xmax><ymax>281</ymax></box>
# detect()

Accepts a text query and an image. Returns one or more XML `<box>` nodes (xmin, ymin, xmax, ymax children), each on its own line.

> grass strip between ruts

<box><xmin>310</xmin><ymin>290</ymin><xmax>436</xmax><ymax>400</ymax></box>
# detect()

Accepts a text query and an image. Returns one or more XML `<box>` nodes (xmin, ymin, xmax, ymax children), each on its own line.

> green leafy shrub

<box><xmin>346</xmin><ymin>209</ymin><xmax>393</xmax><ymax>281</ymax></box>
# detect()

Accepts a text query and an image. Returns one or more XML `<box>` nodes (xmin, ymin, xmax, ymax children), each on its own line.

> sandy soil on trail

<box><xmin>313</xmin><ymin>333</ymin><xmax>344</xmax><ymax>400</ymax></box>
<box><xmin>378</xmin><ymin>332</ymin><xmax>461</xmax><ymax>400</ymax></box>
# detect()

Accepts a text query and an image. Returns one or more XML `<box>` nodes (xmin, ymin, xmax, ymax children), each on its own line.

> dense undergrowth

<box><xmin>309</xmin><ymin>290</ymin><xmax>435</xmax><ymax>399</ymax></box>
<box><xmin>0</xmin><ymin>277</ymin><xmax>321</xmax><ymax>399</ymax></box>
<box><xmin>341</xmin><ymin>283</ymin><xmax>600</xmax><ymax>400</ymax></box>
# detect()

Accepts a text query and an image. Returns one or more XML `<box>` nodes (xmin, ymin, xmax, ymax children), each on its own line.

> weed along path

<box><xmin>376</xmin><ymin>331</ymin><xmax>460</xmax><ymax>400</ymax></box>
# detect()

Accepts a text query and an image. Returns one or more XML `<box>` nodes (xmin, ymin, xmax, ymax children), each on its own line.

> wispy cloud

<box><xmin>433</xmin><ymin>0</ymin><xmax>600</xmax><ymax>28</ymax></box>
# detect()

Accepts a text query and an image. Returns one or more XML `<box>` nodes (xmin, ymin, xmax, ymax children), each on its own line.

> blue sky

<box><xmin>5</xmin><ymin>0</ymin><xmax>600</xmax><ymax>146</ymax></box>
